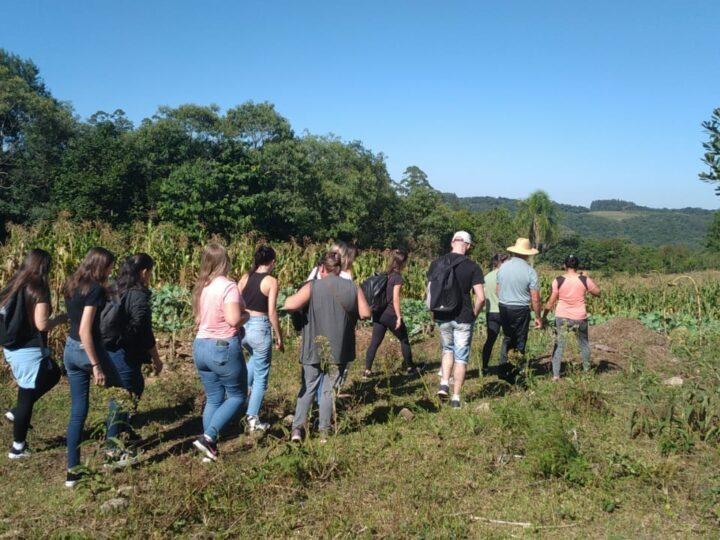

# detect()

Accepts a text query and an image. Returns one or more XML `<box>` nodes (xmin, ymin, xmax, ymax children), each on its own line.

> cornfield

<box><xmin>1</xmin><ymin>217</ymin><xmax>718</xmax><ymax>325</ymax></box>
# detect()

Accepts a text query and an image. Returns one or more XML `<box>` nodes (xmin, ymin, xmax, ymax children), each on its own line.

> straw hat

<box><xmin>506</xmin><ymin>238</ymin><xmax>539</xmax><ymax>256</ymax></box>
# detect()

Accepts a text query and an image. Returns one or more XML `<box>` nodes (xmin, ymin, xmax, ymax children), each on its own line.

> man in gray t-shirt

<box><xmin>496</xmin><ymin>238</ymin><xmax>543</xmax><ymax>373</ymax></box>
<box><xmin>284</xmin><ymin>255</ymin><xmax>370</xmax><ymax>442</ymax></box>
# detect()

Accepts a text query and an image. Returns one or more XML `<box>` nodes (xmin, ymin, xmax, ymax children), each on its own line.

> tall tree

<box><xmin>700</xmin><ymin>108</ymin><xmax>720</xmax><ymax>195</ymax></box>
<box><xmin>515</xmin><ymin>190</ymin><xmax>561</xmax><ymax>252</ymax></box>
<box><xmin>0</xmin><ymin>49</ymin><xmax>76</xmax><ymax>225</ymax></box>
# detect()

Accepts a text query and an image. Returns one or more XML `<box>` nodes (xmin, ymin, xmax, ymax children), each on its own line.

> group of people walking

<box><xmin>0</xmin><ymin>234</ymin><xmax>599</xmax><ymax>484</ymax></box>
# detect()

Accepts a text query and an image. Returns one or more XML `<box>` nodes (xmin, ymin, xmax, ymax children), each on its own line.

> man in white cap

<box><xmin>426</xmin><ymin>231</ymin><xmax>485</xmax><ymax>408</ymax></box>
<box><xmin>496</xmin><ymin>237</ymin><xmax>542</xmax><ymax>379</ymax></box>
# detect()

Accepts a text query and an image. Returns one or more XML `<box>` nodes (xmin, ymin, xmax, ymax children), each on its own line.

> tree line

<box><xmin>1</xmin><ymin>48</ymin><xmax>719</xmax><ymax>271</ymax></box>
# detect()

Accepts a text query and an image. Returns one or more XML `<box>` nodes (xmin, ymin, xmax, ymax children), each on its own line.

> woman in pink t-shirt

<box><xmin>191</xmin><ymin>244</ymin><xmax>249</xmax><ymax>461</ymax></box>
<box><xmin>542</xmin><ymin>255</ymin><xmax>601</xmax><ymax>380</ymax></box>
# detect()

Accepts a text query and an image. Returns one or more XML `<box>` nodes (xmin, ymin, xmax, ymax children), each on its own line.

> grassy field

<box><xmin>1</xmin><ymin>317</ymin><xmax>719</xmax><ymax>539</ymax></box>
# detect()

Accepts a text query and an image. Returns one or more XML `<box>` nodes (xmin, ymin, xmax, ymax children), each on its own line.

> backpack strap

<box><xmin>555</xmin><ymin>276</ymin><xmax>565</xmax><ymax>290</ymax></box>
<box><xmin>579</xmin><ymin>275</ymin><xmax>588</xmax><ymax>289</ymax></box>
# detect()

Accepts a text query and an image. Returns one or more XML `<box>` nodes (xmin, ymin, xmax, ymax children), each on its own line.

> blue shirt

<box><xmin>497</xmin><ymin>257</ymin><xmax>538</xmax><ymax>307</ymax></box>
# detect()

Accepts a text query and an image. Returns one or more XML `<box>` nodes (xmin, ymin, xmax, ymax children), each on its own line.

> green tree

<box><xmin>52</xmin><ymin>110</ymin><xmax>145</xmax><ymax>224</ymax></box>
<box><xmin>156</xmin><ymin>159</ymin><xmax>253</xmax><ymax>237</ymax></box>
<box><xmin>0</xmin><ymin>49</ymin><xmax>76</xmax><ymax>225</ymax></box>
<box><xmin>395</xmin><ymin>166</ymin><xmax>453</xmax><ymax>253</ymax></box>
<box><xmin>515</xmin><ymin>190</ymin><xmax>561</xmax><ymax>252</ymax></box>
<box><xmin>223</xmin><ymin>101</ymin><xmax>293</xmax><ymax>149</ymax></box>
<box><xmin>706</xmin><ymin>210</ymin><xmax>720</xmax><ymax>252</ymax></box>
<box><xmin>700</xmin><ymin>108</ymin><xmax>720</xmax><ymax>195</ymax></box>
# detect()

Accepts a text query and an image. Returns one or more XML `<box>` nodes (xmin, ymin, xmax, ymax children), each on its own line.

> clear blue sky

<box><xmin>2</xmin><ymin>0</ymin><xmax>719</xmax><ymax>209</ymax></box>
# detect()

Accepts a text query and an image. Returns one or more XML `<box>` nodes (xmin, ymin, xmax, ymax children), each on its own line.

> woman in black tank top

<box><xmin>238</xmin><ymin>245</ymin><xmax>284</xmax><ymax>432</ymax></box>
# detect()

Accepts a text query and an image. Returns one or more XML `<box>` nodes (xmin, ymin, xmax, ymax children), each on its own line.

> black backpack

<box><xmin>426</xmin><ymin>255</ymin><xmax>465</xmax><ymax>315</ymax></box>
<box><xmin>360</xmin><ymin>272</ymin><xmax>389</xmax><ymax>312</ymax></box>
<box><xmin>99</xmin><ymin>293</ymin><xmax>128</xmax><ymax>350</ymax></box>
<box><xmin>556</xmin><ymin>275</ymin><xmax>588</xmax><ymax>290</ymax></box>
<box><xmin>0</xmin><ymin>288</ymin><xmax>34</xmax><ymax>349</ymax></box>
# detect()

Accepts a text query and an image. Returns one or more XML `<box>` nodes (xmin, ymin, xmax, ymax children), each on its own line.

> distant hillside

<box><xmin>443</xmin><ymin>194</ymin><xmax>715</xmax><ymax>249</ymax></box>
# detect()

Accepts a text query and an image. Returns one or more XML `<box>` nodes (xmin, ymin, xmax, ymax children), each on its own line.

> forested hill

<box><xmin>443</xmin><ymin>195</ymin><xmax>715</xmax><ymax>249</ymax></box>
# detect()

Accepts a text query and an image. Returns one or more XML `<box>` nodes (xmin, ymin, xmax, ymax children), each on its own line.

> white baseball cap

<box><xmin>452</xmin><ymin>231</ymin><xmax>472</xmax><ymax>245</ymax></box>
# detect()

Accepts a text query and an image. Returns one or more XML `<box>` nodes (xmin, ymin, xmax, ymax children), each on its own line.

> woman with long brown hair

<box><xmin>1</xmin><ymin>249</ymin><xmax>66</xmax><ymax>460</ymax></box>
<box><xmin>191</xmin><ymin>244</ymin><xmax>248</xmax><ymax>461</ymax></box>
<box><xmin>63</xmin><ymin>247</ymin><xmax>118</xmax><ymax>487</ymax></box>
<box><xmin>363</xmin><ymin>249</ymin><xmax>422</xmax><ymax>377</ymax></box>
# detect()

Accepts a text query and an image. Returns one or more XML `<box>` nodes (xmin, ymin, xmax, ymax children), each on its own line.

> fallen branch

<box><xmin>470</xmin><ymin>516</ymin><xmax>580</xmax><ymax>530</ymax></box>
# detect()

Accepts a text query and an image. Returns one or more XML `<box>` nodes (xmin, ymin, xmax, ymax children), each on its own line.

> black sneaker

<box><xmin>8</xmin><ymin>444</ymin><xmax>30</xmax><ymax>460</ymax></box>
<box><xmin>405</xmin><ymin>363</ymin><xmax>426</xmax><ymax>375</ymax></box>
<box><xmin>65</xmin><ymin>470</ymin><xmax>84</xmax><ymax>488</ymax></box>
<box><xmin>437</xmin><ymin>384</ymin><xmax>450</xmax><ymax>399</ymax></box>
<box><xmin>193</xmin><ymin>436</ymin><xmax>218</xmax><ymax>461</ymax></box>
<box><xmin>450</xmin><ymin>399</ymin><xmax>461</xmax><ymax>409</ymax></box>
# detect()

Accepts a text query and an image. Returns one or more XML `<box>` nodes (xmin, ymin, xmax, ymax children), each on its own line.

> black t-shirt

<box><xmin>380</xmin><ymin>271</ymin><xmax>404</xmax><ymax>319</ymax></box>
<box><xmin>66</xmin><ymin>282</ymin><xmax>106</xmax><ymax>341</ymax></box>
<box><xmin>430</xmin><ymin>253</ymin><xmax>484</xmax><ymax>324</ymax></box>
<box><xmin>6</xmin><ymin>286</ymin><xmax>51</xmax><ymax>349</ymax></box>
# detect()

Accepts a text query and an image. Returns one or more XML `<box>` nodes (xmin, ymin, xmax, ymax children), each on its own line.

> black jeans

<box><xmin>13</xmin><ymin>356</ymin><xmax>62</xmax><ymax>443</ymax></box>
<box><xmin>499</xmin><ymin>304</ymin><xmax>531</xmax><ymax>364</ymax></box>
<box><xmin>482</xmin><ymin>312</ymin><xmax>502</xmax><ymax>369</ymax></box>
<box><xmin>365</xmin><ymin>310</ymin><xmax>414</xmax><ymax>371</ymax></box>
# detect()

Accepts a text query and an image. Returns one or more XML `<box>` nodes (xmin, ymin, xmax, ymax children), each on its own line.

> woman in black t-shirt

<box><xmin>364</xmin><ymin>249</ymin><xmax>423</xmax><ymax>378</ymax></box>
<box><xmin>63</xmin><ymin>247</ymin><xmax>117</xmax><ymax>488</ymax></box>
<box><xmin>1</xmin><ymin>249</ymin><xmax>66</xmax><ymax>460</ymax></box>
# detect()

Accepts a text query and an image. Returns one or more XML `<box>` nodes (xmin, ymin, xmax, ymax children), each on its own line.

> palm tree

<box><xmin>515</xmin><ymin>190</ymin><xmax>561</xmax><ymax>252</ymax></box>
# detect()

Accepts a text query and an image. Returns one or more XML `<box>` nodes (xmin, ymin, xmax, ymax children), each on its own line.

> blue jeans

<box><xmin>193</xmin><ymin>336</ymin><xmax>247</xmax><ymax>442</ymax></box>
<box><xmin>106</xmin><ymin>348</ymin><xmax>145</xmax><ymax>448</ymax></box>
<box><xmin>64</xmin><ymin>338</ymin><xmax>121</xmax><ymax>470</ymax></box>
<box><xmin>242</xmin><ymin>316</ymin><xmax>273</xmax><ymax>418</ymax></box>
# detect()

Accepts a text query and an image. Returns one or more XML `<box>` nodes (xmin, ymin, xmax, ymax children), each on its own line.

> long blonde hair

<box><xmin>192</xmin><ymin>244</ymin><xmax>231</xmax><ymax>316</ymax></box>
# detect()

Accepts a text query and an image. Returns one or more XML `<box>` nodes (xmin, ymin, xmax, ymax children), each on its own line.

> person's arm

<box><xmin>284</xmin><ymin>283</ymin><xmax>312</xmax><ymax>311</ymax></box>
<box><xmin>472</xmin><ymin>283</ymin><xmax>485</xmax><ymax>319</ymax></box>
<box><xmin>33</xmin><ymin>303</ymin><xmax>51</xmax><ymax>332</ymax></box>
<box><xmin>392</xmin><ymin>284</ymin><xmax>402</xmax><ymax>329</ymax></box>
<box><xmin>357</xmin><ymin>286</ymin><xmax>371</xmax><ymax>320</ymax></box>
<box><xmin>79</xmin><ymin>305</ymin><xmax>105</xmax><ymax>385</ymax></box>
<box><xmin>531</xmin><ymin>289</ymin><xmax>542</xmax><ymax>329</ymax></box>
<box><xmin>224</xmin><ymin>283</ymin><xmax>249</xmax><ymax>328</ymax></box>
<box><xmin>266</xmin><ymin>276</ymin><xmax>284</xmax><ymax>351</ymax></box>
<box><xmin>542</xmin><ymin>288</ymin><xmax>559</xmax><ymax>320</ymax></box>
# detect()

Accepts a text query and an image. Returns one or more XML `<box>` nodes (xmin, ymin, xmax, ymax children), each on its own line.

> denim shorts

<box><xmin>438</xmin><ymin>321</ymin><xmax>474</xmax><ymax>363</ymax></box>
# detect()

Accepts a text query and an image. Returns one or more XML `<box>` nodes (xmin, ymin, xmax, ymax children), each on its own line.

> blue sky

<box><xmin>2</xmin><ymin>0</ymin><xmax>719</xmax><ymax>209</ymax></box>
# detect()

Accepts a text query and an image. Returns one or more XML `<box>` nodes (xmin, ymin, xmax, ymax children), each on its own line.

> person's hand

<box><xmin>534</xmin><ymin>318</ymin><xmax>543</xmax><ymax>330</ymax></box>
<box><xmin>275</xmin><ymin>337</ymin><xmax>284</xmax><ymax>352</ymax></box>
<box><xmin>395</xmin><ymin>316</ymin><xmax>402</xmax><ymax>330</ymax></box>
<box><xmin>152</xmin><ymin>356</ymin><xmax>164</xmax><ymax>376</ymax></box>
<box><xmin>92</xmin><ymin>364</ymin><xmax>105</xmax><ymax>386</ymax></box>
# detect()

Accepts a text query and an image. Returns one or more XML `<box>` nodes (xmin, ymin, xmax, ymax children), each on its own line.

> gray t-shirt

<box><xmin>300</xmin><ymin>275</ymin><xmax>359</xmax><ymax>365</ymax></box>
<box><xmin>497</xmin><ymin>257</ymin><xmax>538</xmax><ymax>307</ymax></box>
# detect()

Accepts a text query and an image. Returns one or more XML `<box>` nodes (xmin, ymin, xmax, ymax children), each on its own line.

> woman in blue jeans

<box><xmin>191</xmin><ymin>244</ymin><xmax>249</xmax><ymax>461</ymax></box>
<box><xmin>63</xmin><ymin>247</ymin><xmax>120</xmax><ymax>487</ymax></box>
<box><xmin>103</xmin><ymin>253</ymin><xmax>163</xmax><ymax>463</ymax></box>
<box><xmin>238</xmin><ymin>245</ymin><xmax>284</xmax><ymax>432</ymax></box>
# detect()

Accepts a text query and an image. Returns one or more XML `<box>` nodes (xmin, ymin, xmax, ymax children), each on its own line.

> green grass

<box><xmin>1</xmin><ymin>324</ymin><xmax>719</xmax><ymax>538</ymax></box>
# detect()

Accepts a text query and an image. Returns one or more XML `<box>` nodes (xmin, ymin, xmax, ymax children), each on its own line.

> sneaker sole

<box><xmin>193</xmin><ymin>440</ymin><xmax>217</xmax><ymax>461</ymax></box>
<box><xmin>7</xmin><ymin>452</ymin><xmax>30</xmax><ymax>460</ymax></box>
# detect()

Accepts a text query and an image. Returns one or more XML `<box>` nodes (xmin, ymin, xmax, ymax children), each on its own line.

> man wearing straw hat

<box><xmin>496</xmin><ymin>238</ymin><xmax>542</xmax><ymax>378</ymax></box>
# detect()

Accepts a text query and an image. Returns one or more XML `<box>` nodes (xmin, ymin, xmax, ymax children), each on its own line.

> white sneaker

<box><xmin>247</xmin><ymin>416</ymin><xmax>270</xmax><ymax>432</ymax></box>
